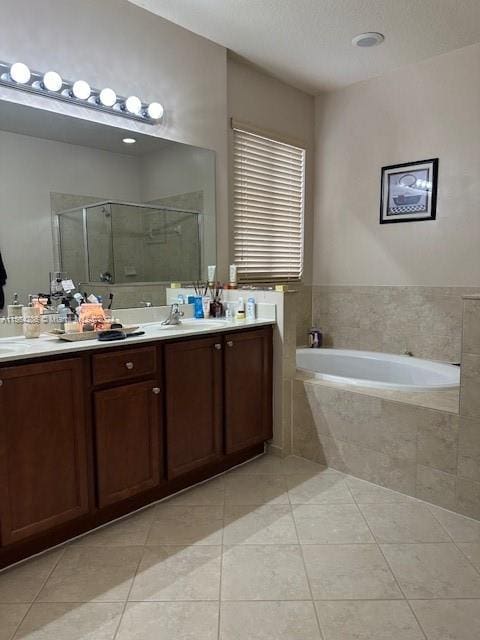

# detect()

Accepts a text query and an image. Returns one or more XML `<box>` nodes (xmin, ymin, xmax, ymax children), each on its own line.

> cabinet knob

<box><xmin>0</xmin><ymin>380</ymin><xmax>3</xmax><ymax>387</ymax></box>
<box><xmin>227</xmin><ymin>340</ymin><xmax>234</xmax><ymax>348</ymax></box>
<box><xmin>214</xmin><ymin>343</ymin><xmax>222</xmax><ymax>350</ymax></box>
<box><xmin>152</xmin><ymin>387</ymin><xmax>161</xmax><ymax>395</ymax></box>
<box><xmin>125</xmin><ymin>362</ymin><xmax>134</xmax><ymax>370</ymax></box>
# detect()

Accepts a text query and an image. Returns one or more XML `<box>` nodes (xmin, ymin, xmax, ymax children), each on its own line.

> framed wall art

<box><xmin>380</xmin><ymin>158</ymin><xmax>438</xmax><ymax>224</ymax></box>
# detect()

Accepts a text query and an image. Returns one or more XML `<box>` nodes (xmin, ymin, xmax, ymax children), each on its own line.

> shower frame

<box><xmin>55</xmin><ymin>199</ymin><xmax>204</xmax><ymax>285</ymax></box>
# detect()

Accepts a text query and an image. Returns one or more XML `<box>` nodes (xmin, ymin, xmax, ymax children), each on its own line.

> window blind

<box><xmin>232</xmin><ymin>127</ymin><xmax>305</xmax><ymax>282</ymax></box>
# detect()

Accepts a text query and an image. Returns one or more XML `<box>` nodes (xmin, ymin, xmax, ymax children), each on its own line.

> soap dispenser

<box><xmin>7</xmin><ymin>293</ymin><xmax>23</xmax><ymax>318</ymax></box>
<box><xmin>8</xmin><ymin>293</ymin><xmax>24</xmax><ymax>336</ymax></box>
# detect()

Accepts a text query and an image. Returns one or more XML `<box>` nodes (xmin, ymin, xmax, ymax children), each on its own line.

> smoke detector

<box><xmin>352</xmin><ymin>32</ymin><xmax>385</xmax><ymax>47</ymax></box>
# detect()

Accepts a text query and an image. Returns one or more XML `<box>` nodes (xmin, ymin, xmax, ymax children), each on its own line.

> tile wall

<box><xmin>312</xmin><ymin>286</ymin><xmax>480</xmax><ymax>362</ymax></box>
<box><xmin>457</xmin><ymin>297</ymin><xmax>480</xmax><ymax>516</ymax></box>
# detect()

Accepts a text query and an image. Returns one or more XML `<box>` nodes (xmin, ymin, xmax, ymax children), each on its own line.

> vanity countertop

<box><xmin>0</xmin><ymin>318</ymin><xmax>276</xmax><ymax>365</ymax></box>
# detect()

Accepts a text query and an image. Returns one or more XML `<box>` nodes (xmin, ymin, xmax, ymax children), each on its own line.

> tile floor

<box><xmin>1</xmin><ymin>454</ymin><xmax>480</xmax><ymax>639</ymax></box>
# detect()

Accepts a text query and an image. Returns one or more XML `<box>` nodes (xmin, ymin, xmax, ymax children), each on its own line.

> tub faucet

<box><xmin>162</xmin><ymin>303</ymin><xmax>184</xmax><ymax>326</ymax></box>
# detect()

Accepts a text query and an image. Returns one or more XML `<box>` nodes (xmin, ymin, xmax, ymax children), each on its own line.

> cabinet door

<box><xmin>0</xmin><ymin>358</ymin><xmax>89</xmax><ymax>545</ymax></box>
<box><xmin>224</xmin><ymin>327</ymin><xmax>273</xmax><ymax>454</ymax></box>
<box><xmin>94</xmin><ymin>380</ymin><xmax>162</xmax><ymax>507</ymax></box>
<box><xmin>165</xmin><ymin>336</ymin><xmax>223</xmax><ymax>478</ymax></box>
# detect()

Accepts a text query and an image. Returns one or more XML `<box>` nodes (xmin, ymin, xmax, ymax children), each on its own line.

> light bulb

<box><xmin>125</xmin><ymin>95</ymin><xmax>142</xmax><ymax>115</ymax></box>
<box><xmin>10</xmin><ymin>62</ymin><xmax>31</xmax><ymax>84</ymax></box>
<box><xmin>43</xmin><ymin>71</ymin><xmax>63</xmax><ymax>92</ymax></box>
<box><xmin>72</xmin><ymin>80</ymin><xmax>91</xmax><ymax>100</ymax></box>
<box><xmin>99</xmin><ymin>87</ymin><xmax>116</xmax><ymax>107</ymax></box>
<box><xmin>122</xmin><ymin>137</ymin><xmax>136</xmax><ymax>144</ymax></box>
<box><xmin>147</xmin><ymin>102</ymin><xmax>164</xmax><ymax>120</ymax></box>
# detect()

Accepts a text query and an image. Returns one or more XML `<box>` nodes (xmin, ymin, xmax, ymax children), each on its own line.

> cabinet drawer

<box><xmin>92</xmin><ymin>346</ymin><xmax>156</xmax><ymax>386</ymax></box>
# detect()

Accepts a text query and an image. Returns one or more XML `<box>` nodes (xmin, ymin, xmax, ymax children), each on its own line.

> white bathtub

<box><xmin>296</xmin><ymin>348</ymin><xmax>460</xmax><ymax>392</ymax></box>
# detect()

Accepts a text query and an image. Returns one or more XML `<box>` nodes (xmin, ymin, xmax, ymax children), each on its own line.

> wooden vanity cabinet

<box><xmin>164</xmin><ymin>335</ymin><xmax>223</xmax><ymax>478</ymax></box>
<box><xmin>0</xmin><ymin>324</ymin><xmax>273</xmax><ymax>567</ymax></box>
<box><xmin>224</xmin><ymin>327</ymin><xmax>273</xmax><ymax>453</ymax></box>
<box><xmin>94</xmin><ymin>380</ymin><xmax>163</xmax><ymax>507</ymax></box>
<box><xmin>164</xmin><ymin>326</ymin><xmax>273</xmax><ymax>475</ymax></box>
<box><xmin>0</xmin><ymin>358</ymin><xmax>90</xmax><ymax>545</ymax></box>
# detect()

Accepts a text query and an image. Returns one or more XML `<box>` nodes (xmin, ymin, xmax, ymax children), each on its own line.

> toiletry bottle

<box><xmin>194</xmin><ymin>296</ymin><xmax>204</xmax><ymax>318</ymax></box>
<box><xmin>7</xmin><ymin>293</ymin><xmax>23</xmax><ymax>319</ymax></box>
<box><xmin>246</xmin><ymin>297</ymin><xmax>256</xmax><ymax>321</ymax></box>
<box><xmin>56</xmin><ymin>303</ymin><xmax>68</xmax><ymax>325</ymax></box>
<box><xmin>308</xmin><ymin>328</ymin><xmax>323</xmax><ymax>348</ymax></box>
<box><xmin>207</xmin><ymin>265</ymin><xmax>216</xmax><ymax>286</ymax></box>
<box><xmin>8</xmin><ymin>293</ymin><xmax>24</xmax><ymax>336</ymax></box>
<box><xmin>229</xmin><ymin>264</ymin><xmax>238</xmax><ymax>288</ymax></box>
<box><xmin>202</xmin><ymin>296</ymin><xmax>211</xmax><ymax>319</ymax></box>
<box><xmin>236</xmin><ymin>296</ymin><xmax>246</xmax><ymax>321</ymax></box>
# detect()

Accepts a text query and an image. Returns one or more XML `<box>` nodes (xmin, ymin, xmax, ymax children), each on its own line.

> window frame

<box><xmin>231</xmin><ymin>120</ymin><xmax>306</xmax><ymax>284</ymax></box>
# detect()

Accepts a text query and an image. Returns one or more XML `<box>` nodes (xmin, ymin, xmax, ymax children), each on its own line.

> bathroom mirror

<box><xmin>0</xmin><ymin>101</ymin><xmax>216</xmax><ymax>309</ymax></box>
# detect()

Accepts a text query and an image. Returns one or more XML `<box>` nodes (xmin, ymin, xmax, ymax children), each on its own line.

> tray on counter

<box><xmin>48</xmin><ymin>326</ymin><xmax>140</xmax><ymax>342</ymax></box>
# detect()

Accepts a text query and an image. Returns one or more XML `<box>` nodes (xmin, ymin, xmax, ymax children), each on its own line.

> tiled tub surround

<box><xmin>291</xmin><ymin>379</ymin><xmax>470</xmax><ymax>513</ymax></box>
<box><xmin>312</xmin><ymin>285</ymin><xmax>480</xmax><ymax>363</ymax></box>
<box><xmin>459</xmin><ymin>298</ymin><xmax>480</xmax><ymax>490</ymax></box>
<box><xmin>2</xmin><ymin>453</ymin><xmax>480</xmax><ymax>640</ymax></box>
<box><xmin>291</xmin><ymin>295</ymin><xmax>480</xmax><ymax>520</ymax></box>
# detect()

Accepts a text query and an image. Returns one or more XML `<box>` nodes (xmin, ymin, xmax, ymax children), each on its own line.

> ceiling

<box><xmin>128</xmin><ymin>0</ymin><xmax>480</xmax><ymax>93</ymax></box>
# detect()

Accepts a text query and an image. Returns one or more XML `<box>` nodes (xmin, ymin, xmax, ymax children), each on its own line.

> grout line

<box><xmin>286</xmin><ymin>474</ymin><xmax>326</xmax><ymax>640</ymax></box>
<box><xmin>425</xmin><ymin>501</ymin><xmax>480</xmax><ymax>526</ymax></box>
<box><xmin>9</xmin><ymin>547</ymin><xmax>68</xmax><ymax>640</ymax></box>
<box><xmin>349</xmin><ymin>485</ymin><xmax>429</xmax><ymax>640</ymax></box>
<box><xmin>425</xmin><ymin>505</ymin><xmax>480</xmax><ymax>579</ymax></box>
<box><xmin>217</xmin><ymin>481</ymin><xmax>226</xmax><ymax>640</ymax></box>
<box><xmin>453</xmin><ymin>544</ymin><xmax>480</xmax><ymax>579</ymax></box>
<box><xmin>11</xmin><ymin>596</ymin><xmax>480</xmax><ymax>603</ymax></box>
<box><xmin>111</xmin><ymin>548</ymin><xmax>144</xmax><ymax>640</ymax></box>
<box><xmin>31</xmin><ymin>546</ymin><xmax>67</xmax><ymax>603</ymax></box>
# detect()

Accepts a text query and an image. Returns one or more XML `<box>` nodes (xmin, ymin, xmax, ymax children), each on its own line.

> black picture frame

<box><xmin>380</xmin><ymin>158</ymin><xmax>438</xmax><ymax>224</ymax></box>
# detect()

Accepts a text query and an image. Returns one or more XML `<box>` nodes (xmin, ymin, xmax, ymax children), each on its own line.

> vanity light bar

<box><xmin>0</xmin><ymin>61</ymin><xmax>164</xmax><ymax>124</ymax></box>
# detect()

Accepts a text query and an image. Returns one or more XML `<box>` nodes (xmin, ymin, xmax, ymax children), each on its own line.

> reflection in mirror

<box><xmin>58</xmin><ymin>202</ymin><xmax>201</xmax><ymax>286</ymax></box>
<box><xmin>0</xmin><ymin>102</ymin><xmax>216</xmax><ymax>311</ymax></box>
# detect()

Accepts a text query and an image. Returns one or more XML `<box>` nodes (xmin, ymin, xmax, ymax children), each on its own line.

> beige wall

<box><xmin>227</xmin><ymin>57</ymin><xmax>315</xmax><ymax>285</ymax></box>
<box><xmin>0</xmin><ymin>0</ymin><xmax>229</xmax><ymax>275</ymax></box>
<box><xmin>313</xmin><ymin>43</ymin><xmax>480</xmax><ymax>287</ymax></box>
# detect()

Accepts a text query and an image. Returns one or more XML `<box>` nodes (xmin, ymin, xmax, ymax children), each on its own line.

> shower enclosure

<box><xmin>56</xmin><ymin>201</ymin><xmax>202</xmax><ymax>286</ymax></box>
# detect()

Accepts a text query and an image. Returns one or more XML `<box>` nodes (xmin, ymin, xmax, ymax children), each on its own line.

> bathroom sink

<box><xmin>0</xmin><ymin>342</ymin><xmax>29</xmax><ymax>355</ymax></box>
<box><xmin>155</xmin><ymin>320</ymin><xmax>229</xmax><ymax>331</ymax></box>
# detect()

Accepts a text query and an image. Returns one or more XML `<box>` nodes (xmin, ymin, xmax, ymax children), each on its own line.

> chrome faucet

<box><xmin>161</xmin><ymin>303</ymin><xmax>184</xmax><ymax>326</ymax></box>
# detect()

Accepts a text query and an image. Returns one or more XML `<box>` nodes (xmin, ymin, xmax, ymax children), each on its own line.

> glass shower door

<box><xmin>57</xmin><ymin>208</ymin><xmax>87</xmax><ymax>286</ymax></box>
<box><xmin>85</xmin><ymin>203</ymin><xmax>114</xmax><ymax>283</ymax></box>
